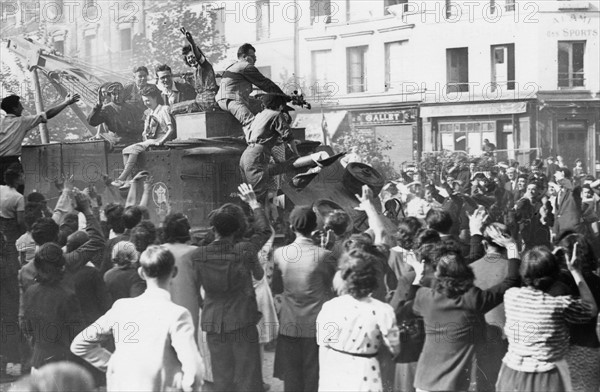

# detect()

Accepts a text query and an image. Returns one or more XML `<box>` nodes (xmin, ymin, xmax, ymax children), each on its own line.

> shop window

<box><xmin>491</xmin><ymin>43</ymin><xmax>515</xmax><ymax>91</ymax></box>
<box><xmin>558</xmin><ymin>41</ymin><xmax>585</xmax><ymax>88</ymax></box>
<box><xmin>256</xmin><ymin>0</ymin><xmax>270</xmax><ymax>41</ymax></box>
<box><xmin>347</xmin><ymin>46</ymin><xmax>368</xmax><ymax>93</ymax></box>
<box><xmin>385</xmin><ymin>40</ymin><xmax>408</xmax><ymax>91</ymax></box>
<box><xmin>446</xmin><ymin>47</ymin><xmax>469</xmax><ymax>93</ymax></box>
<box><xmin>439</xmin><ymin>121</ymin><xmax>496</xmax><ymax>154</ymax></box>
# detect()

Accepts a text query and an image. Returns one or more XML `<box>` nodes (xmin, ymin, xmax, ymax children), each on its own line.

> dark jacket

<box><xmin>216</xmin><ymin>61</ymin><xmax>284</xmax><ymax>104</ymax></box>
<box><xmin>23</xmin><ymin>282</ymin><xmax>86</xmax><ymax>368</ymax></box>
<box><xmin>161</xmin><ymin>81</ymin><xmax>196</xmax><ymax>105</ymax></box>
<box><xmin>87</xmin><ymin>102</ymin><xmax>144</xmax><ymax>145</ymax></box>
<box><xmin>553</xmin><ymin>188</ymin><xmax>582</xmax><ymax>236</ymax></box>
<box><xmin>191</xmin><ymin>206</ymin><xmax>271</xmax><ymax>334</ymax></box>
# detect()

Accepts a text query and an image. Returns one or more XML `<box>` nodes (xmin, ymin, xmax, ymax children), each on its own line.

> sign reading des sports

<box><xmin>352</xmin><ymin>109</ymin><xmax>417</xmax><ymax>126</ymax></box>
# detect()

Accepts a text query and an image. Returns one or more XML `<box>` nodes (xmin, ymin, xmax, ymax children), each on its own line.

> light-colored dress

<box><xmin>316</xmin><ymin>294</ymin><xmax>399</xmax><ymax>392</ymax></box>
<box><xmin>254</xmin><ymin>231</ymin><xmax>278</xmax><ymax>343</ymax></box>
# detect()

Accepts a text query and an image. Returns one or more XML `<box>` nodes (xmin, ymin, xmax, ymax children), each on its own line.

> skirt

<box><xmin>495</xmin><ymin>362</ymin><xmax>568</xmax><ymax>392</ymax></box>
<box><xmin>566</xmin><ymin>345</ymin><xmax>600</xmax><ymax>392</ymax></box>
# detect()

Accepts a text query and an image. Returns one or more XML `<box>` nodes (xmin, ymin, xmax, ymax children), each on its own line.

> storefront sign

<box><xmin>352</xmin><ymin>109</ymin><xmax>416</xmax><ymax>126</ymax></box>
<box><xmin>547</xmin><ymin>13</ymin><xmax>598</xmax><ymax>38</ymax></box>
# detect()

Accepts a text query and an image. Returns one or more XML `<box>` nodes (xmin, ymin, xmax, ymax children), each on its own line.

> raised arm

<box><xmin>64</xmin><ymin>191</ymin><xmax>106</xmax><ymax>272</ymax></box>
<box><xmin>46</xmin><ymin>93</ymin><xmax>80</xmax><ymax>120</ymax></box>
<box><xmin>238</xmin><ymin>183</ymin><xmax>272</xmax><ymax>251</ymax></box>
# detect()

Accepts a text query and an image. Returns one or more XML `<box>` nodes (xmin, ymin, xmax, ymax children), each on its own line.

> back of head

<box><xmin>433</xmin><ymin>249</ymin><xmax>474</xmax><ymax>298</ymax></box>
<box><xmin>557</xmin><ymin>233</ymin><xmax>597</xmax><ymax>273</ymax></box>
<box><xmin>163</xmin><ymin>212</ymin><xmax>191</xmax><ymax>243</ymax></box>
<box><xmin>139</xmin><ymin>245</ymin><xmax>175</xmax><ymax>279</ymax></box>
<box><xmin>9</xmin><ymin>361</ymin><xmax>95</xmax><ymax>392</ymax></box>
<box><xmin>66</xmin><ymin>231</ymin><xmax>89</xmax><ymax>253</ymax></box>
<box><xmin>520</xmin><ymin>246</ymin><xmax>559</xmax><ymax>292</ymax></box>
<box><xmin>112</xmin><ymin>241</ymin><xmax>139</xmax><ymax>267</ymax></box>
<box><xmin>483</xmin><ymin>222</ymin><xmax>510</xmax><ymax>251</ymax></box>
<box><xmin>425</xmin><ymin>208</ymin><xmax>453</xmax><ymax>234</ymax></box>
<box><xmin>123</xmin><ymin>206</ymin><xmax>143</xmax><ymax>230</ymax></box>
<box><xmin>26</xmin><ymin>192</ymin><xmax>46</xmax><ymax>206</ymax></box>
<box><xmin>31</xmin><ymin>218</ymin><xmax>59</xmax><ymax>245</ymax></box>
<box><xmin>339</xmin><ymin>248</ymin><xmax>379</xmax><ymax>299</ymax></box>
<box><xmin>24</xmin><ymin>203</ymin><xmax>44</xmax><ymax>232</ymax></box>
<box><xmin>324</xmin><ymin>209</ymin><xmax>351</xmax><ymax>236</ymax></box>
<box><xmin>290</xmin><ymin>205</ymin><xmax>317</xmax><ymax>237</ymax></box>
<box><xmin>1</xmin><ymin>95</ymin><xmax>20</xmax><ymax>114</ymax></box>
<box><xmin>237</xmin><ymin>43</ymin><xmax>256</xmax><ymax>59</ymax></box>
<box><xmin>130</xmin><ymin>220</ymin><xmax>157</xmax><ymax>253</ymax></box>
<box><xmin>3</xmin><ymin>163</ymin><xmax>22</xmax><ymax>187</ymax></box>
<box><xmin>413</xmin><ymin>228</ymin><xmax>441</xmax><ymax>250</ymax></box>
<box><xmin>209</xmin><ymin>203</ymin><xmax>244</xmax><ymax>238</ymax></box>
<box><xmin>34</xmin><ymin>243</ymin><xmax>66</xmax><ymax>284</ymax></box>
<box><xmin>104</xmin><ymin>203</ymin><xmax>125</xmax><ymax>234</ymax></box>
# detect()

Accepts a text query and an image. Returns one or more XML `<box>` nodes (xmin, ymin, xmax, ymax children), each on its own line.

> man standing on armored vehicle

<box><xmin>217</xmin><ymin>43</ymin><xmax>287</xmax><ymax>135</ymax></box>
<box><xmin>87</xmin><ymin>82</ymin><xmax>144</xmax><ymax>147</ymax></box>
<box><xmin>181</xmin><ymin>28</ymin><xmax>219</xmax><ymax>111</ymax></box>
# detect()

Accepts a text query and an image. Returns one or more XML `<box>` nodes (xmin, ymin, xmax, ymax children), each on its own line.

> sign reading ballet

<box><xmin>352</xmin><ymin>109</ymin><xmax>417</xmax><ymax>126</ymax></box>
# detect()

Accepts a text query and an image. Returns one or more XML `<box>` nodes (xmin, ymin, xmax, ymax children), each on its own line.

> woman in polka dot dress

<box><xmin>316</xmin><ymin>248</ymin><xmax>400</xmax><ymax>392</ymax></box>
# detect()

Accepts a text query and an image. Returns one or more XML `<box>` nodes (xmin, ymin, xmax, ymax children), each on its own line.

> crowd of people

<box><xmin>1</xmin><ymin>27</ymin><xmax>600</xmax><ymax>392</ymax></box>
<box><xmin>0</xmin><ymin>144</ymin><xmax>598</xmax><ymax>392</ymax></box>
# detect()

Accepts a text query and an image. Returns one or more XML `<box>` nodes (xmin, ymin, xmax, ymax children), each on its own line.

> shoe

<box><xmin>132</xmin><ymin>171</ymin><xmax>150</xmax><ymax>181</ymax></box>
<box><xmin>7</xmin><ymin>363</ymin><xmax>21</xmax><ymax>377</ymax></box>
<box><xmin>263</xmin><ymin>382</ymin><xmax>271</xmax><ymax>392</ymax></box>
<box><xmin>119</xmin><ymin>181</ymin><xmax>132</xmax><ymax>190</ymax></box>
<box><xmin>111</xmin><ymin>179</ymin><xmax>126</xmax><ymax>187</ymax></box>
<box><xmin>316</xmin><ymin>151</ymin><xmax>347</xmax><ymax>168</ymax></box>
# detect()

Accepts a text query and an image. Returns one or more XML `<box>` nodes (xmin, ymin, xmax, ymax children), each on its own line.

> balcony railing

<box><xmin>558</xmin><ymin>72</ymin><xmax>585</xmax><ymax>88</ymax></box>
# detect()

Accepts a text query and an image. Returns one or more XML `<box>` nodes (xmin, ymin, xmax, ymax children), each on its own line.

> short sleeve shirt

<box><xmin>0</xmin><ymin>185</ymin><xmax>25</xmax><ymax>218</ymax></box>
<box><xmin>0</xmin><ymin>113</ymin><xmax>47</xmax><ymax>156</ymax></box>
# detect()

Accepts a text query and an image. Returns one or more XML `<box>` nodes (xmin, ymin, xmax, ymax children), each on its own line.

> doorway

<box><xmin>557</xmin><ymin>120</ymin><xmax>588</xmax><ymax>170</ymax></box>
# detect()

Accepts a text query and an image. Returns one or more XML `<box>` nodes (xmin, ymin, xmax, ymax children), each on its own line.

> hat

<box><xmin>289</xmin><ymin>205</ymin><xmax>317</xmax><ymax>233</ymax></box>
<box><xmin>506</xmin><ymin>167</ymin><xmax>516</xmax><ymax>173</ymax></box>
<box><xmin>259</xmin><ymin>93</ymin><xmax>294</xmax><ymax>111</ymax></box>
<box><xmin>66</xmin><ymin>231</ymin><xmax>89</xmax><ymax>253</ymax></box>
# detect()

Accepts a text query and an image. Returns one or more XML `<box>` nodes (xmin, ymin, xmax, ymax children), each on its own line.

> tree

<box><xmin>132</xmin><ymin>0</ymin><xmax>228</xmax><ymax>75</ymax></box>
<box><xmin>1</xmin><ymin>48</ymin><xmax>86</xmax><ymax>144</ymax></box>
<box><xmin>332</xmin><ymin>131</ymin><xmax>399</xmax><ymax>182</ymax></box>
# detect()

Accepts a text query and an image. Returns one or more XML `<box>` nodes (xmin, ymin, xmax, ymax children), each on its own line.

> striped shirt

<box><xmin>503</xmin><ymin>286</ymin><xmax>594</xmax><ymax>372</ymax></box>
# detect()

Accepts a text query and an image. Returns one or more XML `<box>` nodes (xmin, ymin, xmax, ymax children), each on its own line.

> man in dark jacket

<box><xmin>217</xmin><ymin>43</ymin><xmax>287</xmax><ymax>133</ymax></box>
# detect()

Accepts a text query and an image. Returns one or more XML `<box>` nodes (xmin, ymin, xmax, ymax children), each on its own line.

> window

<box><xmin>311</xmin><ymin>49</ymin><xmax>332</xmax><ymax>84</ymax></box>
<box><xmin>491</xmin><ymin>43</ymin><xmax>515</xmax><ymax>90</ymax></box>
<box><xmin>84</xmin><ymin>0</ymin><xmax>98</xmax><ymax>19</ymax></box>
<box><xmin>439</xmin><ymin>121</ymin><xmax>496</xmax><ymax>154</ymax></box>
<box><xmin>310</xmin><ymin>0</ymin><xmax>331</xmax><ymax>24</ymax></box>
<box><xmin>445</xmin><ymin>0</ymin><xmax>452</xmax><ymax>18</ymax></box>
<box><xmin>505</xmin><ymin>0</ymin><xmax>516</xmax><ymax>11</ymax></box>
<box><xmin>53</xmin><ymin>39</ymin><xmax>64</xmax><ymax>54</ymax></box>
<box><xmin>385</xmin><ymin>41</ymin><xmax>408</xmax><ymax>91</ymax></box>
<box><xmin>347</xmin><ymin>46</ymin><xmax>368</xmax><ymax>93</ymax></box>
<box><xmin>384</xmin><ymin>0</ymin><xmax>408</xmax><ymax>14</ymax></box>
<box><xmin>490</xmin><ymin>0</ymin><xmax>496</xmax><ymax>14</ymax></box>
<box><xmin>84</xmin><ymin>34</ymin><xmax>96</xmax><ymax>57</ymax></box>
<box><xmin>120</xmin><ymin>28</ymin><xmax>131</xmax><ymax>51</ymax></box>
<box><xmin>256</xmin><ymin>0</ymin><xmax>270</xmax><ymax>41</ymax></box>
<box><xmin>558</xmin><ymin>41</ymin><xmax>585</xmax><ymax>88</ymax></box>
<box><xmin>446</xmin><ymin>47</ymin><xmax>469</xmax><ymax>93</ymax></box>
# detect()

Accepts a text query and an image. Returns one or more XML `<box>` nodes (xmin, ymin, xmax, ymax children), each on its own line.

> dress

<box><xmin>316</xmin><ymin>294</ymin><xmax>399</xmax><ymax>392</ymax></box>
<box><xmin>254</xmin><ymin>232</ymin><xmax>278</xmax><ymax>344</ymax></box>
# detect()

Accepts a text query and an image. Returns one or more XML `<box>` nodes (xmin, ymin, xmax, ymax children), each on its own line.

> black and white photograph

<box><xmin>1</xmin><ymin>0</ymin><xmax>599</xmax><ymax>391</ymax></box>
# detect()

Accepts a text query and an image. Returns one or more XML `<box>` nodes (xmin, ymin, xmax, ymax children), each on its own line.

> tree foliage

<box><xmin>332</xmin><ymin>132</ymin><xmax>400</xmax><ymax>182</ymax></box>
<box><xmin>132</xmin><ymin>0</ymin><xmax>229</xmax><ymax>76</ymax></box>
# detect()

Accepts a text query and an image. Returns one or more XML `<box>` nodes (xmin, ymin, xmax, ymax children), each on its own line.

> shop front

<box><xmin>348</xmin><ymin>107</ymin><xmax>419</xmax><ymax>165</ymax></box>
<box><xmin>420</xmin><ymin>100</ymin><xmax>537</xmax><ymax>165</ymax></box>
<box><xmin>536</xmin><ymin>91</ymin><xmax>600</xmax><ymax>177</ymax></box>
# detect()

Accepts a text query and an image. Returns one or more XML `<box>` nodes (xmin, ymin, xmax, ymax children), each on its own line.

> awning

<box><xmin>292</xmin><ymin>111</ymin><xmax>348</xmax><ymax>143</ymax></box>
<box><xmin>420</xmin><ymin>102</ymin><xmax>528</xmax><ymax>118</ymax></box>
